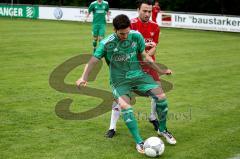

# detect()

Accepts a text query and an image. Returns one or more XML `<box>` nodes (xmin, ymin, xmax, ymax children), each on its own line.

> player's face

<box><xmin>97</xmin><ymin>0</ymin><xmax>102</xmax><ymax>3</ymax></box>
<box><xmin>138</xmin><ymin>3</ymin><xmax>152</xmax><ymax>22</ymax></box>
<box><xmin>115</xmin><ymin>27</ymin><xmax>130</xmax><ymax>41</ymax></box>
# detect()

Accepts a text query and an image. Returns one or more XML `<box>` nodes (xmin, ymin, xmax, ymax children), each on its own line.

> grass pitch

<box><xmin>0</xmin><ymin>17</ymin><xmax>240</xmax><ymax>159</ymax></box>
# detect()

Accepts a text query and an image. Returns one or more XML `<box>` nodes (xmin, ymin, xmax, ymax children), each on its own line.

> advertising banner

<box><xmin>159</xmin><ymin>13</ymin><xmax>240</xmax><ymax>32</ymax></box>
<box><xmin>0</xmin><ymin>5</ymin><xmax>39</xmax><ymax>19</ymax></box>
<box><xmin>38</xmin><ymin>6</ymin><xmax>240</xmax><ymax>33</ymax></box>
<box><xmin>39</xmin><ymin>7</ymin><xmax>138</xmax><ymax>23</ymax></box>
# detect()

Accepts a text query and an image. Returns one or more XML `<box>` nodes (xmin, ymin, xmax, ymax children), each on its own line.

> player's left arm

<box><xmin>106</xmin><ymin>11</ymin><xmax>110</xmax><ymax>21</ymax></box>
<box><xmin>142</xmin><ymin>51</ymin><xmax>172</xmax><ymax>75</ymax></box>
<box><xmin>106</xmin><ymin>3</ymin><xmax>110</xmax><ymax>21</ymax></box>
<box><xmin>137</xmin><ymin>32</ymin><xmax>170</xmax><ymax>75</ymax></box>
<box><xmin>146</xmin><ymin>42</ymin><xmax>157</xmax><ymax>56</ymax></box>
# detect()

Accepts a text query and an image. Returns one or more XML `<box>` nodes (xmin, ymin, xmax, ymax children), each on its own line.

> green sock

<box><xmin>156</xmin><ymin>99</ymin><xmax>168</xmax><ymax>132</ymax></box>
<box><xmin>122</xmin><ymin>107</ymin><xmax>143</xmax><ymax>144</ymax></box>
<box><xmin>92</xmin><ymin>40</ymin><xmax>97</xmax><ymax>48</ymax></box>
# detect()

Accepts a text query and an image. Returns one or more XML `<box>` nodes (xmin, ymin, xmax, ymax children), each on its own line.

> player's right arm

<box><xmin>86</xmin><ymin>13</ymin><xmax>90</xmax><ymax>19</ymax></box>
<box><xmin>142</xmin><ymin>52</ymin><xmax>172</xmax><ymax>75</ymax></box>
<box><xmin>76</xmin><ymin>40</ymin><xmax>106</xmax><ymax>87</ymax></box>
<box><xmin>85</xmin><ymin>3</ymin><xmax>94</xmax><ymax>21</ymax></box>
<box><xmin>76</xmin><ymin>56</ymin><xmax>99</xmax><ymax>87</ymax></box>
<box><xmin>147</xmin><ymin>24</ymin><xmax>160</xmax><ymax>56</ymax></box>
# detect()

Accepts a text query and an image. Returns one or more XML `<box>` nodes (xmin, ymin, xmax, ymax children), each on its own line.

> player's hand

<box><xmin>145</xmin><ymin>42</ymin><xmax>156</xmax><ymax>48</ymax></box>
<box><xmin>145</xmin><ymin>42</ymin><xmax>151</xmax><ymax>47</ymax></box>
<box><xmin>76</xmin><ymin>78</ymin><xmax>87</xmax><ymax>88</ymax></box>
<box><xmin>149</xmin><ymin>42</ymin><xmax>156</xmax><ymax>47</ymax></box>
<box><xmin>162</xmin><ymin>69</ymin><xmax>172</xmax><ymax>75</ymax></box>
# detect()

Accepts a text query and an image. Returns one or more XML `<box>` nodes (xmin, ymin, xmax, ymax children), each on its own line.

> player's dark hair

<box><xmin>136</xmin><ymin>0</ymin><xmax>154</xmax><ymax>9</ymax></box>
<box><xmin>113</xmin><ymin>14</ymin><xmax>131</xmax><ymax>30</ymax></box>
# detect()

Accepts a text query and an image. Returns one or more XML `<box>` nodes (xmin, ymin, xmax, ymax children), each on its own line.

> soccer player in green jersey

<box><xmin>85</xmin><ymin>0</ymin><xmax>110</xmax><ymax>52</ymax></box>
<box><xmin>76</xmin><ymin>14</ymin><xmax>172</xmax><ymax>154</ymax></box>
<box><xmin>105</xmin><ymin>0</ymin><xmax>176</xmax><ymax>145</ymax></box>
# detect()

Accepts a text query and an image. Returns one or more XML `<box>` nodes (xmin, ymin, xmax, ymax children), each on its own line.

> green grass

<box><xmin>0</xmin><ymin>17</ymin><xmax>240</xmax><ymax>159</ymax></box>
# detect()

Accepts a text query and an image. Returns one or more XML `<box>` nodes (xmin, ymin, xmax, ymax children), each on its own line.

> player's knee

<box><xmin>98</xmin><ymin>37</ymin><xmax>103</xmax><ymax>41</ymax></box>
<box><xmin>112</xmin><ymin>101</ymin><xmax>121</xmax><ymax>111</ymax></box>
<box><xmin>155</xmin><ymin>93</ymin><xmax>166</xmax><ymax>101</ymax></box>
<box><xmin>118</xmin><ymin>103</ymin><xmax>131</xmax><ymax>110</ymax></box>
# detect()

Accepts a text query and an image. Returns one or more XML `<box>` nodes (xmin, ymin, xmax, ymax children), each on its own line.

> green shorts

<box><xmin>111</xmin><ymin>74</ymin><xmax>159</xmax><ymax>99</ymax></box>
<box><xmin>92</xmin><ymin>24</ymin><xmax>106</xmax><ymax>37</ymax></box>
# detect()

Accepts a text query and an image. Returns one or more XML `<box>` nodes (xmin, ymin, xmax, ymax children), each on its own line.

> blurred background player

<box><xmin>76</xmin><ymin>14</ymin><xmax>172</xmax><ymax>153</ymax></box>
<box><xmin>85</xmin><ymin>0</ymin><xmax>110</xmax><ymax>52</ymax></box>
<box><xmin>152</xmin><ymin>0</ymin><xmax>161</xmax><ymax>23</ymax></box>
<box><xmin>105</xmin><ymin>0</ymin><xmax>176</xmax><ymax>145</ymax></box>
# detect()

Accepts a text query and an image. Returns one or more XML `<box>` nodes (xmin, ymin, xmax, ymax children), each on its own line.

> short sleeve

<box><xmin>153</xmin><ymin>25</ymin><xmax>160</xmax><ymax>44</ymax></box>
<box><xmin>93</xmin><ymin>42</ymin><xmax>105</xmax><ymax>59</ymax></box>
<box><xmin>105</xmin><ymin>2</ymin><xmax>109</xmax><ymax>12</ymax></box>
<box><xmin>137</xmin><ymin>33</ymin><xmax>146</xmax><ymax>54</ymax></box>
<box><xmin>88</xmin><ymin>3</ymin><xmax>93</xmax><ymax>13</ymax></box>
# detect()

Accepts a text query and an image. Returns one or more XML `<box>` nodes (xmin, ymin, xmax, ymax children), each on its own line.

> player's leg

<box><xmin>93</xmin><ymin>37</ymin><xmax>98</xmax><ymax>52</ymax></box>
<box><xmin>92</xmin><ymin>24</ymin><xmax>99</xmax><ymax>52</ymax></box>
<box><xmin>149</xmin><ymin>80</ymin><xmax>161</xmax><ymax>131</ymax></box>
<box><xmin>149</xmin><ymin>87</ymin><xmax>177</xmax><ymax>145</ymax></box>
<box><xmin>105</xmin><ymin>101</ymin><xmax>121</xmax><ymax>138</ymax></box>
<box><xmin>98</xmin><ymin>24</ymin><xmax>106</xmax><ymax>42</ymax></box>
<box><xmin>136</xmin><ymin>75</ymin><xmax>176</xmax><ymax>144</ymax></box>
<box><xmin>117</xmin><ymin>95</ymin><xmax>144</xmax><ymax>153</ymax></box>
<box><xmin>143</xmin><ymin>69</ymin><xmax>160</xmax><ymax>131</ymax></box>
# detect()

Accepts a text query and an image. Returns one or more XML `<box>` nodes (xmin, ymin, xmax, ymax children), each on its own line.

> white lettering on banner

<box><xmin>0</xmin><ymin>7</ymin><xmax>23</xmax><ymax>16</ymax></box>
<box><xmin>18</xmin><ymin>8</ymin><xmax>23</xmax><ymax>16</ymax></box>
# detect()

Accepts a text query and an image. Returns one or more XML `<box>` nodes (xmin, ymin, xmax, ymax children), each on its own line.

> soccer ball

<box><xmin>144</xmin><ymin>137</ymin><xmax>165</xmax><ymax>157</ymax></box>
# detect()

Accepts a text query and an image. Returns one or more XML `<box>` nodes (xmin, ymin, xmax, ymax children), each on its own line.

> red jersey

<box><xmin>130</xmin><ymin>17</ymin><xmax>160</xmax><ymax>81</ymax></box>
<box><xmin>152</xmin><ymin>5</ymin><xmax>160</xmax><ymax>23</ymax></box>
<box><xmin>130</xmin><ymin>17</ymin><xmax>160</xmax><ymax>61</ymax></box>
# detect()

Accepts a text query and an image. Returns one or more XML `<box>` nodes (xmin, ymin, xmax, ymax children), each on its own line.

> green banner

<box><xmin>0</xmin><ymin>5</ymin><xmax>39</xmax><ymax>19</ymax></box>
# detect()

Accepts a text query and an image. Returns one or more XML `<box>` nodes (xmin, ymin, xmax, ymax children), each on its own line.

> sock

<box><xmin>156</xmin><ymin>99</ymin><xmax>168</xmax><ymax>132</ymax></box>
<box><xmin>109</xmin><ymin>102</ymin><xmax>121</xmax><ymax>130</ymax></box>
<box><xmin>122</xmin><ymin>107</ymin><xmax>143</xmax><ymax>144</ymax></box>
<box><xmin>149</xmin><ymin>98</ymin><xmax>157</xmax><ymax>121</ymax></box>
<box><xmin>92</xmin><ymin>40</ymin><xmax>97</xmax><ymax>48</ymax></box>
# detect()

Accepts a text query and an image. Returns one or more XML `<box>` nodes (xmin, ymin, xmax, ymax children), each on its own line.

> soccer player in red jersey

<box><xmin>130</xmin><ymin>0</ymin><xmax>160</xmax><ymax>130</ymax></box>
<box><xmin>106</xmin><ymin>0</ymin><xmax>176</xmax><ymax>145</ymax></box>
<box><xmin>152</xmin><ymin>1</ymin><xmax>161</xmax><ymax>23</ymax></box>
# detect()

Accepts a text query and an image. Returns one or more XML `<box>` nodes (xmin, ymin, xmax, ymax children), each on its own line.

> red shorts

<box><xmin>142</xmin><ymin>67</ymin><xmax>160</xmax><ymax>81</ymax></box>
